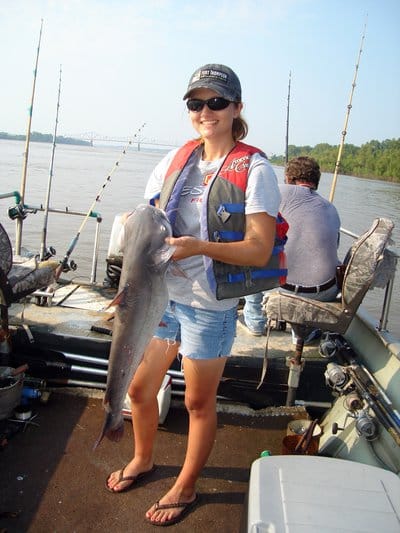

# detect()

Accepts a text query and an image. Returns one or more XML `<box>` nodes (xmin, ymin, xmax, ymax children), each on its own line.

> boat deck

<box><xmin>4</xmin><ymin>274</ymin><xmax>400</xmax><ymax>530</ymax></box>
<box><xmin>0</xmin><ymin>280</ymin><xmax>325</xmax><ymax>531</ymax></box>
<box><xmin>0</xmin><ymin>388</ymin><xmax>307</xmax><ymax>532</ymax></box>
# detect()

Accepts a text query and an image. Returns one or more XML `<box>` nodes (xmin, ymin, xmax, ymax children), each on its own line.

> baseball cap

<box><xmin>183</xmin><ymin>64</ymin><xmax>242</xmax><ymax>102</ymax></box>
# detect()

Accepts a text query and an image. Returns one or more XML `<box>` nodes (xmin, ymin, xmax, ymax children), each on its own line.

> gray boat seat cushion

<box><xmin>265</xmin><ymin>218</ymin><xmax>395</xmax><ymax>335</ymax></box>
<box><xmin>0</xmin><ymin>223</ymin><xmax>58</xmax><ymax>305</ymax></box>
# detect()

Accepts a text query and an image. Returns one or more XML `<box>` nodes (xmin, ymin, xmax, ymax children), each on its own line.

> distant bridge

<box><xmin>66</xmin><ymin>132</ymin><xmax>179</xmax><ymax>149</ymax></box>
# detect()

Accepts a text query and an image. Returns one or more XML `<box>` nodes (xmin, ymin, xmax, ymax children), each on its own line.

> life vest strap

<box><xmin>217</xmin><ymin>203</ymin><xmax>245</xmax><ymax>222</ymax></box>
<box><xmin>226</xmin><ymin>268</ymin><xmax>288</xmax><ymax>283</ymax></box>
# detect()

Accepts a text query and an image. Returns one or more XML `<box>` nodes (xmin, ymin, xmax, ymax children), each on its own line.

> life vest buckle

<box><xmin>217</xmin><ymin>205</ymin><xmax>231</xmax><ymax>223</ymax></box>
<box><xmin>245</xmin><ymin>270</ymin><xmax>254</xmax><ymax>289</ymax></box>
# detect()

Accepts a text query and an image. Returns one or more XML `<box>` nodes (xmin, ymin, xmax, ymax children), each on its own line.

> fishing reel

<box><xmin>325</xmin><ymin>359</ymin><xmax>380</xmax><ymax>442</ymax></box>
<box><xmin>324</xmin><ymin>363</ymin><xmax>366</xmax><ymax>410</ymax></box>
<box><xmin>319</xmin><ymin>332</ymin><xmax>354</xmax><ymax>361</ymax></box>
<box><xmin>8</xmin><ymin>204</ymin><xmax>33</xmax><ymax>220</ymax></box>
<box><xmin>59</xmin><ymin>259</ymin><xmax>77</xmax><ymax>273</ymax></box>
<box><xmin>324</xmin><ymin>362</ymin><xmax>349</xmax><ymax>392</ymax></box>
<box><xmin>41</xmin><ymin>247</ymin><xmax>57</xmax><ymax>260</ymax></box>
<box><xmin>332</xmin><ymin>409</ymin><xmax>379</xmax><ymax>441</ymax></box>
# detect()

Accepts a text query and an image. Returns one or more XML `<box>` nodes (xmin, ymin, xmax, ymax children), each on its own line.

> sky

<box><xmin>1</xmin><ymin>0</ymin><xmax>399</xmax><ymax>156</ymax></box>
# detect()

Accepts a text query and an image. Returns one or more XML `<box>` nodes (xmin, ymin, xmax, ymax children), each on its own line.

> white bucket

<box><xmin>0</xmin><ymin>366</ymin><xmax>24</xmax><ymax>420</ymax></box>
<box><xmin>122</xmin><ymin>373</ymin><xmax>172</xmax><ymax>425</ymax></box>
<box><xmin>107</xmin><ymin>214</ymin><xmax>125</xmax><ymax>259</ymax></box>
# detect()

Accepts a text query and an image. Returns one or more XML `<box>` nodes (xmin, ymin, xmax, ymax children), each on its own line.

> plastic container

<box><xmin>107</xmin><ymin>214</ymin><xmax>125</xmax><ymax>259</ymax></box>
<box><xmin>122</xmin><ymin>373</ymin><xmax>172</xmax><ymax>424</ymax></box>
<box><xmin>247</xmin><ymin>456</ymin><xmax>400</xmax><ymax>532</ymax></box>
<box><xmin>0</xmin><ymin>366</ymin><xmax>24</xmax><ymax>420</ymax></box>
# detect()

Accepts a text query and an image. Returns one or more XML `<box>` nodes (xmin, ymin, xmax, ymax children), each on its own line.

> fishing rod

<box><xmin>40</xmin><ymin>65</ymin><xmax>62</xmax><ymax>261</ymax></box>
<box><xmin>55</xmin><ymin>122</ymin><xmax>146</xmax><ymax>280</ymax></box>
<box><xmin>329</xmin><ymin>18</ymin><xmax>367</xmax><ymax>203</ymax></box>
<box><xmin>285</xmin><ymin>71</ymin><xmax>291</xmax><ymax>164</ymax></box>
<box><xmin>323</xmin><ymin>333</ymin><xmax>400</xmax><ymax>447</ymax></box>
<box><xmin>16</xmin><ymin>19</ymin><xmax>44</xmax><ymax>255</ymax></box>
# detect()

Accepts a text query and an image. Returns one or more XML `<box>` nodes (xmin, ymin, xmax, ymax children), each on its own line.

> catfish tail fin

<box><xmin>93</xmin><ymin>411</ymin><xmax>124</xmax><ymax>450</ymax></box>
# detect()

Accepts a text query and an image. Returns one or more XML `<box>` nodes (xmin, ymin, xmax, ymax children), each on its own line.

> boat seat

<box><xmin>245</xmin><ymin>455</ymin><xmax>400</xmax><ymax>532</ymax></box>
<box><xmin>263</xmin><ymin>217</ymin><xmax>395</xmax><ymax>403</ymax></box>
<box><xmin>0</xmin><ymin>223</ymin><xmax>58</xmax><ymax>353</ymax></box>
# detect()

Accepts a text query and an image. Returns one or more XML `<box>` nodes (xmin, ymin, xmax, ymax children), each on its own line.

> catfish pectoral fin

<box><xmin>93</xmin><ymin>412</ymin><xmax>125</xmax><ymax>450</ymax></box>
<box><xmin>106</xmin><ymin>285</ymin><xmax>129</xmax><ymax>309</ymax></box>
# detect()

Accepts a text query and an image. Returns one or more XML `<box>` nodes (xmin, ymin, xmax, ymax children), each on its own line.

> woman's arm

<box><xmin>167</xmin><ymin>212</ymin><xmax>276</xmax><ymax>267</ymax></box>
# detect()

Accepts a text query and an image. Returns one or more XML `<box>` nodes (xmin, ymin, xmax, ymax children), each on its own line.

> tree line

<box><xmin>269</xmin><ymin>138</ymin><xmax>400</xmax><ymax>183</ymax></box>
<box><xmin>0</xmin><ymin>131</ymin><xmax>91</xmax><ymax>147</ymax></box>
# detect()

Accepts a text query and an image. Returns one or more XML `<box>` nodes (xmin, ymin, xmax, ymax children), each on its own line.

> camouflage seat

<box><xmin>0</xmin><ymin>223</ymin><xmax>58</xmax><ymax>352</ymax></box>
<box><xmin>265</xmin><ymin>217</ymin><xmax>395</xmax><ymax>336</ymax></box>
<box><xmin>263</xmin><ymin>218</ymin><xmax>395</xmax><ymax>405</ymax></box>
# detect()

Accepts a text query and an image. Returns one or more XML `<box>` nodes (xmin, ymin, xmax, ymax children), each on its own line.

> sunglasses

<box><xmin>186</xmin><ymin>97</ymin><xmax>232</xmax><ymax>112</ymax></box>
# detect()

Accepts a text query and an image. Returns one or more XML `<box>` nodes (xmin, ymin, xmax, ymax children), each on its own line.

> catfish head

<box><xmin>124</xmin><ymin>204</ymin><xmax>175</xmax><ymax>272</ymax></box>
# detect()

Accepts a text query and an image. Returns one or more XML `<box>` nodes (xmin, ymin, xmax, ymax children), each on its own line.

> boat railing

<box><xmin>340</xmin><ymin>225</ymin><xmax>399</xmax><ymax>333</ymax></box>
<box><xmin>1</xmin><ymin>191</ymin><xmax>102</xmax><ymax>284</ymax></box>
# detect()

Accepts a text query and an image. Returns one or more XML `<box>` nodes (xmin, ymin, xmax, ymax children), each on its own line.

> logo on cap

<box><xmin>192</xmin><ymin>69</ymin><xmax>229</xmax><ymax>84</ymax></box>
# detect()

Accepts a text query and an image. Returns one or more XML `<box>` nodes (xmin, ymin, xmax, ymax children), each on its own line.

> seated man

<box><xmin>243</xmin><ymin>156</ymin><xmax>341</xmax><ymax>342</ymax></box>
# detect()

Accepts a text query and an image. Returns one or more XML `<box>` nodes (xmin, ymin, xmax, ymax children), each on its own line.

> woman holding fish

<box><xmin>106</xmin><ymin>63</ymin><xmax>282</xmax><ymax>526</ymax></box>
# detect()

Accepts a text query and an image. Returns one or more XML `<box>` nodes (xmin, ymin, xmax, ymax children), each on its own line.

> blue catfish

<box><xmin>94</xmin><ymin>204</ymin><xmax>175</xmax><ymax>448</ymax></box>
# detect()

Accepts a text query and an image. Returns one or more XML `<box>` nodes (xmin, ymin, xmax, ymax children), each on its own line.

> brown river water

<box><xmin>1</xmin><ymin>140</ymin><xmax>399</xmax><ymax>337</ymax></box>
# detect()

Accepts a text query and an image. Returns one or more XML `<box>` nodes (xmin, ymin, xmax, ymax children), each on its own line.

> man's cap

<box><xmin>183</xmin><ymin>64</ymin><xmax>241</xmax><ymax>102</ymax></box>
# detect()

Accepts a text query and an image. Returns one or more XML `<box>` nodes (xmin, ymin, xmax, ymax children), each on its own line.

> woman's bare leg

<box><xmin>106</xmin><ymin>337</ymin><xmax>179</xmax><ymax>491</ymax></box>
<box><xmin>146</xmin><ymin>356</ymin><xmax>227</xmax><ymax>524</ymax></box>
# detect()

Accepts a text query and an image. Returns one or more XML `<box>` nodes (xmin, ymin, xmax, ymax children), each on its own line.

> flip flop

<box><xmin>147</xmin><ymin>493</ymin><xmax>200</xmax><ymax>527</ymax></box>
<box><xmin>105</xmin><ymin>464</ymin><xmax>157</xmax><ymax>493</ymax></box>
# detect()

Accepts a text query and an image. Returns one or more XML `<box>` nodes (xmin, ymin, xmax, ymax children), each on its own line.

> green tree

<box><xmin>269</xmin><ymin>139</ymin><xmax>400</xmax><ymax>182</ymax></box>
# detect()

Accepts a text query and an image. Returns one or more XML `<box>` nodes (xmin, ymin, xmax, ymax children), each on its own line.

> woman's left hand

<box><xmin>166</xmin><ymin>236</ymin><xmax>203</xmax><ymax>260</ymax></box>
<box><xmin>166</xmin><ymin>212</ymin><xmax>275</xmax><ymax>266</ymax></box>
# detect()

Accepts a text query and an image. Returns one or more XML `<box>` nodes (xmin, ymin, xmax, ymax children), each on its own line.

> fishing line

<box><xmin>16</xmin><ymin>18</ymin><xmax>44</xmax><ymax>255</ymax></box>
<box><xmin>55</xmin><ymin>122</ymin><xmax>146</xmax><ymax>280</ymax></box>
<box><xmin>329</xmin><ymin>17</ymin><xmax>367</xmax><ymax>202</ymax></box>
<box><xmin>40</xmin><ymin>64</ymin><xmax>62</xmax><ymax>261</ymax></box>
<box><xmin>285</xmin><ymin>70</ymin><xmax>291</xmax><ymax>164</ymax></box>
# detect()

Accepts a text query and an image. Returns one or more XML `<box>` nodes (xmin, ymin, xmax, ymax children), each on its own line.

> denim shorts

<box><xmin>154</xmin><ymin>301</ymin><xmax>237</xmax><ymax>359</ymax></box>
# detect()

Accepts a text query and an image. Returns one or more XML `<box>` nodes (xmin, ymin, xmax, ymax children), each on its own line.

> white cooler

<box><xmin>246</xmin><ymin>455</ymin><xmax>400</xmax><ymax>532</ymax></box>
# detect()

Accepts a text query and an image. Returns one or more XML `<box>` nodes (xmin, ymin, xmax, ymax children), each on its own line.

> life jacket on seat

<box><xmin>158</xmin><ymin>140</ymin><xmax>288</xmax><ymax>300</ymax></box>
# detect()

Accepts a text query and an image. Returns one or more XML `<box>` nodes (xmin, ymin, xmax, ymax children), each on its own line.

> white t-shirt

<box><xmin>144</xmin><ymin>147</ymin><xmax>281</xmax><ymax>311</ymax></box>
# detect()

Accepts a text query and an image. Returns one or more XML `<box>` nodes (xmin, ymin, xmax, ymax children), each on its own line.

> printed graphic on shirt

<box><xmin>181</xmin><ymin>185</ymin><xmax>204</xmax><ymax>201</ymax></box>
<box><xmin>180</xmin><ymin>164</ymin><xmax>218</xmax><ymax>204</ymax></box>
<box><xmin>203</xmin><ymin>173</ymin><xmax>214</xmax><ymax>186</ymax></box>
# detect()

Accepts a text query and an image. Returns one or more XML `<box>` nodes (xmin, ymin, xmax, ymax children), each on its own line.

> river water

<box><xmin>1</xmin><ymin>140</ymin><xmax>399</xmax><ymax>337</ymax></box>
